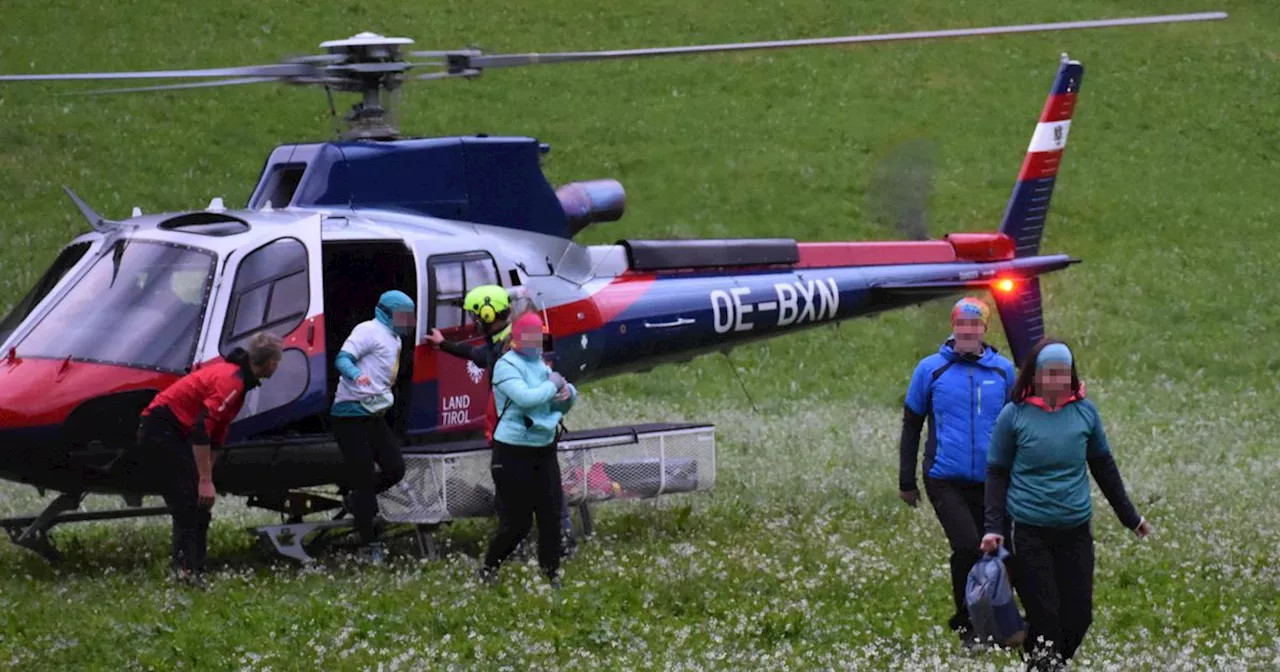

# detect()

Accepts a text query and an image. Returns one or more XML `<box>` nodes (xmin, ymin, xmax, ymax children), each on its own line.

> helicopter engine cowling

<box><xmin>557</xmin><ymin>179</ymin><xmax>625</xmax><ymax>237</ymax></box>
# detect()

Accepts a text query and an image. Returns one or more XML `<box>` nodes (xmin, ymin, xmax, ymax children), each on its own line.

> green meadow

<box><xmin>1</xmin><ymin>0</ymin><xmax>1278</xmax><ymax>669</ymax></box>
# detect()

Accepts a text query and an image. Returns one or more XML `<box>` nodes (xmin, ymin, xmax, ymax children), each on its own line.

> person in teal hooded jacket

<box><xmin>479</xmin><ymin>311</ymin><xmax>578</xmax><ymax>587</ymax></box>
<box><xmin>330</xmin><ymin>289</ymin><xmax>417</xmax><ymax>562</ymax></box>
<box><xmin>981</xmin><ymin>338</ymin><xmax>1151</xmax><ymax>670</ymax></box>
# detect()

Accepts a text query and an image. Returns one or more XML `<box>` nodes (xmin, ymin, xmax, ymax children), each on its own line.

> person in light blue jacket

<box><xmin>479</xmin><ymin>312</ymin><xmax>577</xmax><ymax>587</ymax></box>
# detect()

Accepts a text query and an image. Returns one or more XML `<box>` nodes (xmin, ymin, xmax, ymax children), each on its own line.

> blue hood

<box><xmin>375</xmin><ymin>290</ymin><xmax>415</xmax><ymax>333</ymax></box>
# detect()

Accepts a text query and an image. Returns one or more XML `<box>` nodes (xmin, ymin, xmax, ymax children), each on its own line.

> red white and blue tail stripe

<box><xmin>992</xmin><ymin>54</ymin><xmax>1083</xmax><ymax>367</ymax></box>
<box><xmin>999</xmin><ymin>54</ymin><xmax>1083</xmax><ymax>258</ymax></box>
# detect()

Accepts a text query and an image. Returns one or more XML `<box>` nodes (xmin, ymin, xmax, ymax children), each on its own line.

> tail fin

<box><xmin>998</xmin><ymin>54</ymin><xmax>1084</xmax><ymax>258</ymax></box>
<box><xmin>994</xmin><ymin>54</ymin><xmax>1083</xmax><ymax>367</ymax></box>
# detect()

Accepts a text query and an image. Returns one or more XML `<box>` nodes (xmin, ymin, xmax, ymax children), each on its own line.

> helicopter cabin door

<box><xmin>417</xmin><ymin>249</ymin><xmax>504</xmax><ymax>439</ymax></box>
<box><xmin>196</xmin><ymin>213</ymin><xmax>326</xmax><ymax>443</ymax></box>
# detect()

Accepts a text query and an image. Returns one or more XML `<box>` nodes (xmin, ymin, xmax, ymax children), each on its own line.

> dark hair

<box><xmin>1011</xmin><ymin>336</ymin><xmax>1083</xmax><ymax>403</ymax></box>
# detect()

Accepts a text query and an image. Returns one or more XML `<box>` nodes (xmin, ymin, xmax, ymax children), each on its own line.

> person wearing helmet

<box><xmin>898</xmin><ymin>296</ymin><xmax>1015</xmax><ymax>648</ymax></box>
<box><xmin>330</xmin><ymin>289</ymin><xmax>417</xmax><ymax>564</ymax></box>
<box><xmin>426</xmin><ymin>284</ymin><xmax>516</xmax><ymax>372</ymax></box>
<box><xmin>427</xmin><ymin>285</ymin><xmax>539</xmax><ymax>440</ymax></box>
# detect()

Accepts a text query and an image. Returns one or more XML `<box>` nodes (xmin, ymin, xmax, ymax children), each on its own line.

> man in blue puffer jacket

<box><xmin>479</xmin><ymin>312</ymin><xmax>578</xmax><ymax>587</ymax></box>
<box><xmin>898</xmin><ymin>296</ymin><xmax>1015</xmax><ymax>646</ymax></box>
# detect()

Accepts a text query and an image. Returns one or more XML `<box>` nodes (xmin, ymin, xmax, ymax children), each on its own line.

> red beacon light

<box><xmin>994</xmin><ymin>277</ymin><xmax>1016</xmax><ymax>294</ymax></box>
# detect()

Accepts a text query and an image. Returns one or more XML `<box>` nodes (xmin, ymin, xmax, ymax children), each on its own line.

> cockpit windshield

<box><xmin>17</xmin><ymin>239</ymin><xmax>215</xmax><ymax>372</ymax></box>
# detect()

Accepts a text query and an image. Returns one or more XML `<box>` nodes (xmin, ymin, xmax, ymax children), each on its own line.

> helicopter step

<box><xmin>248</xmin><ymin>515</ymin><xmax>446</xmax><ymax>565</ymax></box>
<box><xmin>243</xmin><ymin>488</ymin><xmax>442</xmax><ymax>564</ymax></box>
<box><xmin>0</xmin><ymin>491</ymin><xmax>171</xmax><ymax>563</ymax></box>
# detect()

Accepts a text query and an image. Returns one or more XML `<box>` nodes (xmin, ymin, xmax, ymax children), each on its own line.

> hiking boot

<box><xmin>358</xmin><ymin>542</ymin><xmax>387</xmax><ymax>566</ymax></box>
<box><xmin>959</xmin><ymin>633</ymin><xmax>988</xmax><ymax>654</ymax></box>
<box><xmin>396</xmin><ymin>481</ymin><xmax>432</xmax><ymax>512</ymax></box>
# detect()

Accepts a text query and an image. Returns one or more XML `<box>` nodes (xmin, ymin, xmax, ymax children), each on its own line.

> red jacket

<box><xmin>142</xmin><ymin>348</ymin><xmax>260</xmax><ymax>448</ymax></box>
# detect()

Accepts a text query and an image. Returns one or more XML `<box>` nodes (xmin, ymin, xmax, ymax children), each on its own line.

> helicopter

<box><xmin>0</xmin><ymin>11</ymin><xmax>1227</xmax><ymax>562</ymax></box>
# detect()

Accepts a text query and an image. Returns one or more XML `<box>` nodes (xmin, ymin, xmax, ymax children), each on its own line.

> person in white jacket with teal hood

<box><xmin>330</xmin><ymin>289</ymin><xmax>416</xmax><ymax>563</ymax></box>
<box><xmin>479</xmin><ymin>311</ymin><xmax>578</xmax><ymax>587</ymax></box>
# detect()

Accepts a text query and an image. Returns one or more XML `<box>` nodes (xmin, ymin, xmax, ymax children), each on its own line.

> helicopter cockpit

<box><xmin>9</xmin><ymin>238</ymin><xmax>214</xmax><ymax>373</ymax></box>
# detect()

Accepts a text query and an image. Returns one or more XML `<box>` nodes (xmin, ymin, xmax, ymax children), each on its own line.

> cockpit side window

<box><xmin>0</xmin><ymin>241</ymin><xmax>93</xmax><ymax>346</ymax></box>
<box><xmin>427</xmin><ymin>252</ymin><xmax>501</xmax><ymax>331</ymax></box>
<box><xmin>220</xmin><ymin>237</ymin><xmax>310</xmax><ymax>356</ymax></box>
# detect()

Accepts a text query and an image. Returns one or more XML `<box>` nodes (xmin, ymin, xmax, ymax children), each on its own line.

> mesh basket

<box><xmin>377</xmin><ymin>424</ymin><xmax>715</xmax><ymax>524</ymax></box>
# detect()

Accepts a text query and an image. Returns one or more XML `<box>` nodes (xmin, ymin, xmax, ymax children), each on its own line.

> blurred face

<box><xmin>256</xmin><ymin>356</ymin><xmax>281</xmax><ymax>379</ymax></box>
<box><xmin>952</xmin><ymin>317</ymin><xmax>986</xmax><ymax>351</ymax></box>
<box><xmin>392</xmin><ymin>310</ymin><xmax>415</xmax><ymax>335</ymax></box>
<box><xmin>1035</xmin><ymin>361</ymin><xmax>1072</xmax><ymax>396</ymax></box>
<box><xmin>515</xmin><ymin>329</ymin><xmax>543</xmax><ymax>355</ymax></box>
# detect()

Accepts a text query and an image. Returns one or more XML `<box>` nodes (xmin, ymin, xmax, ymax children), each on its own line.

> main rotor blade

<box><xmin>0</xmin><ymin>63</ymin><xmax>314</xmax><ymax>83</ymax></box>
<box><xmin>429</xmin><ymin>12</ymin><xmax>1226</xmax><ymax>69</ymax></box>
<box><xmin>67</xmin><ymin>77</ymin><xmax>282</xmax><ymax>96</ymax></box>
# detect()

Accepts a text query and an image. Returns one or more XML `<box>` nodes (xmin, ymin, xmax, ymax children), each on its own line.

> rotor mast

<box><xmin>315</xmin><ymin>33</ymin><xmax>415</xmax><ymax>140</ymax></box>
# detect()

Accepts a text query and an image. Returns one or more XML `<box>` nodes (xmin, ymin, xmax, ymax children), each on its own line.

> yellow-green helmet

<box><xmin>463</xmin><ymin>285</ymin><xmax>510</xmax><ymax>325</ymax></box>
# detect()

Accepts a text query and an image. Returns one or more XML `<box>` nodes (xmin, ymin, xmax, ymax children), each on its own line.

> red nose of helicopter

<box><xmin>0</xmin><ymin>350</ymin><xmax>178</xmax><ymax>492</ymax></box>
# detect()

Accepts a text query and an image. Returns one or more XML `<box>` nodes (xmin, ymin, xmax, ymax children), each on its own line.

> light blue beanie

<box><xmin>1036</xmin><ymin>343</ymin><xmax>1073</xmax><ymax>369</ymax></box>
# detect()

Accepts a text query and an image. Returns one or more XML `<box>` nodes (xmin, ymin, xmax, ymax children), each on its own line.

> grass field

<box><xmin>2</xmin><ymin>0</ymin><xmax>1279</xmax><ymax>669</ymax></box>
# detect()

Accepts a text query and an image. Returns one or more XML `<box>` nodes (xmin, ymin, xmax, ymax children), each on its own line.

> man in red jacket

<box><xmin>133</xmin><ymin>331</ymin><xmax>283</xmax><ymax>583</ymax></box>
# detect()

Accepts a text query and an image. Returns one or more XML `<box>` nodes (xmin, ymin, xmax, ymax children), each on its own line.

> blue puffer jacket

<box><xmin>904</xmin><ymin>340</ymin><xmax>1015</xmax><ymax>483</ymax></box>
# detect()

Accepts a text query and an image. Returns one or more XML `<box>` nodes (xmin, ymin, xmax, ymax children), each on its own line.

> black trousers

<box><xmin>1010</xmin><ymin>521</ymin><xmax>1095</xmax><ymax>670</ymax></box>
<box><xmin>134</xmin><ymin>410</ymin><xmax>211</xmax><ymax>574</ymax></box>
<box><xmin>924</xmin><ymin>476</ymin><xmax>985</xmax><ymax>632</ymax></box>
<box><xmin>332</xmin><ymin>414</ymin><xmax>406</xmax><ymax>545</ymax></box>
<box><xmin>482</xmin><ymin>440</ymin><xmax>564</xmax><ymax>578</ymax></box>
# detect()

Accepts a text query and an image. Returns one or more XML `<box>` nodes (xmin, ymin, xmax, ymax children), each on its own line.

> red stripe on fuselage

<box><xmin>1017</xmin><ymin>150</ymin><xmax>1063</xmax><ymax>181</ymax></box>
<box><xmin>544</xmin><ymin>273</ymin><xmax>658</xmax><ymax>337</ymax></box>
<box><xmin>795</xmin><ymin>242</ymin><xmax>957</xmax><ymax>268</ymax></box>
<box><xmin>1041</xmin><ymin>93</ymin><xmax>1077</xmax><ymax>122</ymax></box>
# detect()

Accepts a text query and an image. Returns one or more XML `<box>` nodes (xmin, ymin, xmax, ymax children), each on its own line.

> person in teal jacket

<box><xmin>479</xmin><ymin>311</ymin><xmax>577</xmax><ymax>587</ymax></box>
<box><xmin>981</xmin><ymin>338</ymin><xmax>1151</xmax><ymax>670</ymax></box>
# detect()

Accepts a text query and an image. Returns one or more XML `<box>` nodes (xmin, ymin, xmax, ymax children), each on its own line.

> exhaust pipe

<box><xmin>557</xmin><ymin>179</ymin><xmax>626</xmax><ymax>237</ymax></box>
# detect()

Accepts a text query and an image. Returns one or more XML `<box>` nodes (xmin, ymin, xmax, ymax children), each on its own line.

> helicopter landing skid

<box><xmin>249</xmin><ymin>517</ymin><xmax>443</xmax><ymax>564</ymax></box>
<box><xmin>0</xmin><ymin>492</ymin><xmax>171</xmax><ymax>563</ymax></box>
